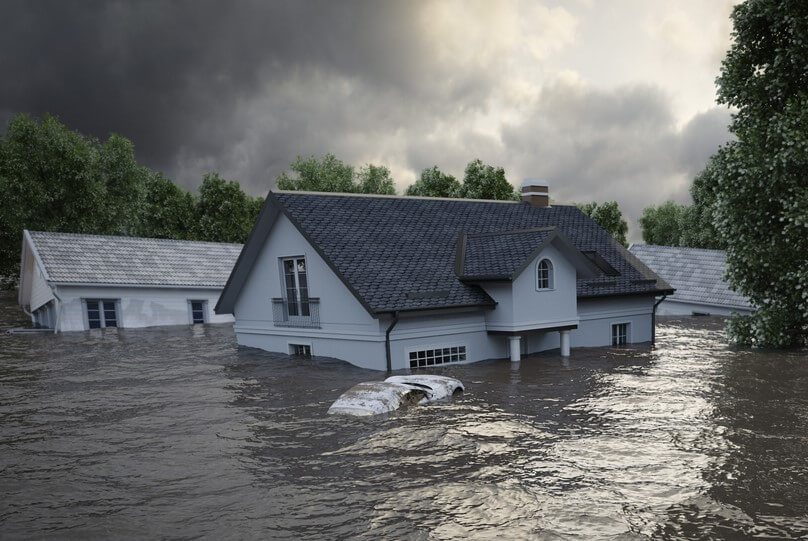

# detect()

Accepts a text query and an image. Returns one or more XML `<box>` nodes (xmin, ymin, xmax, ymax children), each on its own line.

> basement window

<box><xmin>408</xmin><ymin>345</ymin><xmax>467</xmax><ymax>369</ymax></box>
<box><xmin>611</xmin><ymin>323</ymin><xmax>629</xmax><ymax>346</ymax></box>
<box><xmin>290</xmin><ymin>344</ymin><xmax>312</xmax><ymax>358</ymax></box>
<box><xmin>86</xmin><ymin>299</ymin><xmax>119</xmax><ymax>329</ymax></box>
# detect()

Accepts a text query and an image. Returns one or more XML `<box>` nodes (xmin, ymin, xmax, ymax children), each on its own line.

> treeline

<box><xmin>0</xmin><ymin>114</ymin><xmax>263</xmax><ymax>285</ymax></box>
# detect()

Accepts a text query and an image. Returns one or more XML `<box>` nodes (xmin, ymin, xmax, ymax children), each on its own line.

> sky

<box><xmin>0</xmin><ymin>0</ymin><xmax>738</xmax><ymax>239</ymax></box>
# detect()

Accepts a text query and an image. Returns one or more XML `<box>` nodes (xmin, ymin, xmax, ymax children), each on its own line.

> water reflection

<box><xmin>1</xmin><ymin>293</ymin><xmax>808</xmax><ymax>539</ymax></box>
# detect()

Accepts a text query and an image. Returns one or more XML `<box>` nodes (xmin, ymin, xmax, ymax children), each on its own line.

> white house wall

<box><xmin>30</xmin><ymin>260</ymin><xmax>54</xmax><ymax>312</ymax></box>
<box><xmin>572</xmin><ymin>296</ymin><xmax>654</xmax><ymax>347</ymax></box>
<box><xmin>55</xmin><ymin>285</ymin><xmax>232</xmax><ymax>331</ymax></box>
<box><xmin>231</xmin><ymin>213</ymin><xmax>383</xmax><ymax>369</ymax></box>
<box><xmin>657</xmin><ymin>299</ymin><xmax>752</xmax><ymax>317</ymax></box>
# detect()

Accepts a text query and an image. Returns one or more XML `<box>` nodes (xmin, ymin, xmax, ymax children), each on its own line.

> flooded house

<box><xmin>215</xmin><ymin>181</ymin><xmax>674</xmax><ymax>371</ymax></box>
<box><xmin>17</xmin><ymin>231</ymin><xmax>242</xmax><ymax>331</ymax></box>
<box><xmin>628</xmin><ymin>244</ymin><xmax>753</xmax><ymax>316</ymax></box>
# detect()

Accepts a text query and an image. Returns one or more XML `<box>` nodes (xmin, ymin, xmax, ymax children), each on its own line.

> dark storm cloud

<box><xmin>0</xmin><ymin>0</ymin><xmax>446</xmax><ymax>190</ymax></box>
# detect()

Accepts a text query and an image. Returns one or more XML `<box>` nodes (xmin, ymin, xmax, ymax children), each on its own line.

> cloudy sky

<box><xmin>1</xmin><ymin>0</ymin><xmax>737</xmax><ymax>238</ymax></box>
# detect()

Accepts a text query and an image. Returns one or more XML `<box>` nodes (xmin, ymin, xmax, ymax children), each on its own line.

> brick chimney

<box><xmin>521</xmin><ymin>179</ymin><xmax>550</xmax><ymax>208</ymax></box>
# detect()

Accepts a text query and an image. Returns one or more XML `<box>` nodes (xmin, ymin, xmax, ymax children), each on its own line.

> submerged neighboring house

<box><xmin>18</xmin><ymin>231</ymin><xmax>242</xmax><ymax>331</ymax></box>
<box><xmin>628</xmin><ymin>244</ymin><xmax>753</xmax><ymax>317</ymax></box>
<box><xmin>215</xmin><ymin>181</ymin><xmax>674</xmax><ymax>371</ymax></box>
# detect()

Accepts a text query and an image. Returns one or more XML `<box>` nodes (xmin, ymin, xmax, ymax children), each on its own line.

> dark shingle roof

<box><xmin>265</xmin><ymin>192</ymin><xmax>672</xmax><ymax>313</ymax></box>
<box><xmin>628</xmin><ymin>244</ymin><xmax>751</xmax><ymax>309</ymax></box>
<box><xmin>28</xmin><ymin>231</ymin><xmax>242</xmax><ymax>287</ymax></box>
<box><xmin>458</xmin><ymin>227</ymin><xmax>555</xmax><ymax>280</ymax></box>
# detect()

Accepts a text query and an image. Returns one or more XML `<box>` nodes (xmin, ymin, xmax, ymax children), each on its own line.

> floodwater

<box><xmin>1</xmin><ymin>293</ymin><xmax>807</xmax><ymax>540</ymax></box>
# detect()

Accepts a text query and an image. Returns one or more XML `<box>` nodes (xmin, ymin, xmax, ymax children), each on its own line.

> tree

<box><xmin>355</xmin><ymin>164</ymin><xmax>396</xmax><ymax>195</ymax></box>
<box><xmin>405</xmin><ymin>166</ymin><xmax>460</xmax><ymax>197</ymax></box>
<box><xmin>138</xmin><ymin>172</ymin><xmax>197</xmax><ymax>240</ymax></box>
<box><xmin>578</xmin><ymin>201</ymin><xmax>629</xmax><ymax>247</ymax></box>
<box><xmin>194</xmin><ymin>173</ymin><xmax>262</xmax><ymax>244</ymax></box>
<box><xmin>457</xmin><ymin>159</ymin><xmax>518</xmax><ymax>200</ymax></box>
<box><xmin>678</xmin><ymin>153</ymin><xmax>727</xmax><ymax>250</ymax></box>
<box><xmin>639</xmin><ymin>201</ymin><xmax>686</xmax><ymax>246</ymax></box>
<box><xmin>276</xmin><ymin>153</ymin><xmax>355</xmax><ymax>193</ymax></box>
<box><xmin>706</xmin><ymin>0</ymin><xmax>808</xmax><ymax>347</ymax></box>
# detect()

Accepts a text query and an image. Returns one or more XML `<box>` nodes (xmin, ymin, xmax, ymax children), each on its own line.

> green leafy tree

<box><xmin>639</xmin><ymin>201</ymin><xmax>686</xmax><ymax>246</ymax></box>
<box><xmin>194</xmin><ymin>173</ymin><xmax>261</xmax><ymax>243</ymax></box>
<box><xmin>355</xmin><ymin>164</ymin><xmax>396</xmax><ymax>195</ymax></box>
<box><xmin>678</xmin><ymin>154</ymin><xmax>727</xmax><ymax>250</ymax></box>
<box><xmin>458</xmin><ymin>159</ymin><xmax>518</xmax><ymax>200</ymax></box>
<box><xmin>138</xmin><ymin>172</ymin><xmax>197</xmax><ymax>240</ymax></box>
<box><xmin>707</xmin><ymin>0</ymin><xmax>808</xmax><ymax>347</ymax></box>
<box><xmin>578</xmin><ymin>201</ymin><xmax>629</xmax><ymax>247</ymax></box>
<box><xmin>276</xmin><ymin>153</ymin><xmax>356</xmax><ymax>193</ymax></box>
<box><xmin>406</xmin><ymin>166</ymin><xmax>460</xmax><ymax>197</ymax></box>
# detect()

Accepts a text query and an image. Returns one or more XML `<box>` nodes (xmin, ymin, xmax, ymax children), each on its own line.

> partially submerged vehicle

<box><xmin>327</xmin><ymin>375</ymin><xmax>464</xmax><ymax>416</ymax></box>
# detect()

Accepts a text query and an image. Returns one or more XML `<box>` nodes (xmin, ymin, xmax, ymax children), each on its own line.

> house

<box><xmin>628</xmin><ymin>244</ymin><xmax>753</xmax><ymax>316</ymax></box>
<box><xmin>18</xmin><ymin>230</ymin><xmax>242</xmax><ymax>331</ymax></box>
<box><xmin>215</xmin><ymin>180</ymin><xmax>674</xmax><ymax>371</ymax></box>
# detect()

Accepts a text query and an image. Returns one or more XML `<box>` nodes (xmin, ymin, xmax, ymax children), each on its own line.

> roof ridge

<box><xmin>26</xmin><ymin>230</ymin><xmax>243</xmax><ymax>247</ymax></box>
<box><xmin>273</xmin><ymin>189</ymin><xmax>522</xmax><ymax>204</ymax></box>
<box><xmin>630</xmin><ymin>243</ymin><xmax>726</xmax><ymax>255</ymax></box>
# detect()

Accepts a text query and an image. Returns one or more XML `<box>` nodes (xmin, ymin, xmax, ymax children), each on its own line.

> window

<box><xmin>537</xmin><ymin>259</ymin><xmax>554</xmax><ymax>290</ymax></box>
<box><xmin>189</xmin><ymin>300</ymin><xmax>207</xmax><ymax>324</ymax></box>
<box><xmin>409</xmin><ymin>345</ymin><xmax>467</xmax><ymax>369</ymax></box>
<box><xmin>86</xmin><ymin>299</ymin><xmax>118</xmax><ymax>329</ymax></box>
<box><xmin>283</xmin><ymin>257</ymin><xmax>310</xmax><ymax>317</ymax></box>
<box><xmin>612</xmin><ymin>323</ymin><xmax>628</xmax><ymax>346</ymax></box>
<box><xmin>290</xmin><ymin>344</ymin><xmax>312</xmax><ymax>357</ymax></box>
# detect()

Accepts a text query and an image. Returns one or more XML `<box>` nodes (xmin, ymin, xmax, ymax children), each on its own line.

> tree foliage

<box><xmin>578</xmin><ymin>201</ymin><xmax>629</xmax><ymax>247</ymax></box>
<box><xmin>0</xmin><ymin>113</ymin><xmax>262</xmax><ymax>285</ymax></box>
<box><xmin>276</xmin><ymin>153</ymin><xmax>396</xmax><ymax>195</ymax></box>
<box><xmin>458</xmin><ymin>159</ymin><xmax>518</xmax><ymax>200</ymax></box>
<box><xmin>639</xmin><ymin>201</ymin><xmax>687</xmax><ymax>246</ymax></box>
<box><xmin>708</xmin><ymin>0</ymin><xmax>808</xmax><ymax>347</ymax></box>
<box><xmin>405</xmin><ymin>166</ymin><xmax>460</xmax><ymax>197</ymax></box>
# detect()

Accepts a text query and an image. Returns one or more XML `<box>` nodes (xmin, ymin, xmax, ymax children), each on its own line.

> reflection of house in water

<box><xmin>628</xmin><ymin>244</ymin><xmax>753</xmax><ymax>317</ymax></box>
<box><xmin>17</xmin><ymin>230</ymin><xmax>241</xmax><ymax>331</ymax></box>
<box><xmin>216</xmin><ymin>180</ymin><xmax>673</xmax><ymax>371</ymax></box>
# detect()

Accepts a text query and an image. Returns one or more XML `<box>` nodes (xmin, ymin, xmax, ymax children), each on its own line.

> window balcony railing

<box><xmin>271</xmin><ymin>298</ymin><xmax>321</xmax><ymax>328</ymax></box>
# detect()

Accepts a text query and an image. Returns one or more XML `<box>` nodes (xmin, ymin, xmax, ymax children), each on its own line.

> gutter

<box><xmin>47</xmin><ymin>281</ymin><xmax>63</xmax><ymax>334</ymax></box>
<box><xmin>384</xmin><ymin>311</ymin><xmax>399</xmax><ymax>373</ymax></box>
<box><xmin>652</xmin><ymin>295</ymin><xmax>667</xmax><ymax>345</ymax></box>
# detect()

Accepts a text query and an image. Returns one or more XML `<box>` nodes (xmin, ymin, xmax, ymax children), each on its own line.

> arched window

<box><xmin>537</xmin><ymin>259</ymin><xmax>553</xmax><ymax>290</ymax></box>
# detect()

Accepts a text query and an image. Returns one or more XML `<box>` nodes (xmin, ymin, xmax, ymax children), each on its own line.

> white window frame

<box><xmin>281</xmin><ymin>256</ymin><xmax>310</xmax><ymax>317</ymax></box>
<box><xmin>288</xmin><ymin>341</ymin><xmax>313</xmax><ymax>358</ymax></box>
<box><xmin>536</xmin><ymin>258</ymin><xmax>555</xmax><ymax>291</ymax></box>
<box><xmin>82</xmin><ymin>298</ymin><xmax>121</xmax><ymax>330</ymax></box>
<box><xmin>406</xmin><ymin>343</ymin><xmax>468</xmax><ymax>369</ymax></box>
<box><xmin>188</xmin><ymin>299</ymin><xmax>208</xmax><ymax>324</ymax></box>
<box><xmin>611</xmin><ymin>321</ymin><xmax>630</xmax><ymax>346</ymax></box>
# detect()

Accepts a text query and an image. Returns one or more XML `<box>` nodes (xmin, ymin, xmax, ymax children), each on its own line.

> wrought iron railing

<box><xmin>271</xmin><ymin>298</ymin><xmax>321</xmax><ymax>328</ymax></box>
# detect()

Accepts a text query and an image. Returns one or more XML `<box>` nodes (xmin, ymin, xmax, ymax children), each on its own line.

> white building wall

<box><xmin>30</xmin><ymin>262</ymin><xmax>54</xmax><ymax>311</ymax></box>
<box><xmin>481</xmin><ymin>243</ymin><xmax>579</xmax><ymax>332</ymax></box>
<box><xmin>55</xmin><ymin>285</ymin><xmax>232</xmax><ymax>332</ymax></box>
<box><xmin>231</xmin><ymin>213</ymin><xmax>383</xmax><ymax>369</ymax></box>
<box><xmin>657</xmin><ymin>299</ymin><xmax>752</xmax><ymax>317</ymax></box>
<box><xmin>572</xmin><ymin>296</ymin><xmax>655</xmax><ymax>347</ymax></box>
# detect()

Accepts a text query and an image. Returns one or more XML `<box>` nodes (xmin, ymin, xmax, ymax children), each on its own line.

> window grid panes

<box><xmin>191</xmin><ymin>301</ymin><xmax>205</xmax><ymax>324</ymax></box>
<box><xmin>409</xmin><ymin>346</ymin><xmax>467</xmax><ymax>369</ymax></box>
<box><xmin>612</xmin><ymin>323</ymin><xmax>628</xmax><ymax>346</ymax></box>
<box><xmin>283</xmin><ymin>257</ymin><xmax>310</xmax><ymax>317</ymax></box>
<box><xmin>86</xmin><ymin>299</ymin><xmax>118</xmax><ymax>329</ymax></box>
<box><xmin>291</xmin><ymin>344</ymin><xmax>311</xmax><ymax>357</ymax></box>
<box><xmin>537</xmin><ymin>259</ymin><xmax>552</xmax><ymax>289</ymax></box>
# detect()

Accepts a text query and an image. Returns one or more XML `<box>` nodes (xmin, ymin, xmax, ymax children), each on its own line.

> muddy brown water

<box><xmin>1</xmin><ymin>291</ymin><xmax>807</xmax><ymax>539</ymax></box>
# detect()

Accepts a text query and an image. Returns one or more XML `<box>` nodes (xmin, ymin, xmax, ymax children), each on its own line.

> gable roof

<box><xmin>218</xmin><ymin>192</ymin><xmax>673</xmax><ymax>315</ymax></box>
<box><xmin>628</xmin><ymin>244</ymin><xmax>751</xmax><ymax>310</ymax></box>
<box><xmin>455</xmin><ymin>227</ymin><xmax>599</xmax><ymax>281</ymax></box>
<box><xmin>24</xmin><ymin>230</ymin><xmax>242</xmax><ymax>288</ymax></box>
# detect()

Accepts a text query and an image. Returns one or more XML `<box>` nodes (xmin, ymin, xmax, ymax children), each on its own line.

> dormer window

<box><xmin>537</xmin><ymin>259</ymin><xmax>554</xmax><ymax>290</ymax></box>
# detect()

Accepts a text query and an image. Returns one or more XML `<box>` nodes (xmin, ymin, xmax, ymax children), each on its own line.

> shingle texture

<box><xmin>628</xmin><ymin>244</ymin><xmax>751</xmax><ymax>309</ymax></box>
<box><xmin>272</xmin><ymin>193</ymin><xmax>672</xmax><ymax>313</ymax></box>
<box><xmin>459</xmin><ymin>228</ymin><xmax>555</xmax><ymax>279</ymax></box>
<box><xmin>28</xmin><ymin>231</ymin><xmax>242</xmax><ymax>287</ymax></box>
